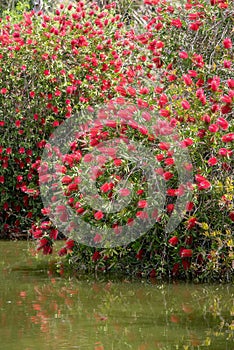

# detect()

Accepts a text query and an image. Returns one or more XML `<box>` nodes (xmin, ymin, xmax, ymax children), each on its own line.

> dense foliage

<box><xmin>0</xmin><ymin>0</ymin><xmax>233</xmax><ymax>281</ymax></box>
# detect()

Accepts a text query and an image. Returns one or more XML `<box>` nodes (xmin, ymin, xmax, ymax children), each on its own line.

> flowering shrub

<box><xmin>1</xmin><ymin>0</ymin><xmax>233</xmax><ymax>281</ymax></box>
<box><xmin>1</xmin><ymin>0</ymin><xmax>149</xmax><ymax>236</ymax></box>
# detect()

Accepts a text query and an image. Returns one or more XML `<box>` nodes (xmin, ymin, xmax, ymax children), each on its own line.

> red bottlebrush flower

<box><xmin>185</xmin><ymin>235</ymin><xmax>193</xmax><ymax>246</ymax></box>
<box><xmin>15</xmin><ymin>120</ymin><xmax>21</xmax><ymax>128</ymax></box>
<box><xmin>221</xmin><ymin>95</ymin><xmax>232</xmax><ymax>104</ymax></box>
<box><xmin>188</xmin><ymin>70</ymin><xmax>198</xmax><ymax>78</ymax></box>
<box><xmin>151</xmin><ymin>209</ymin><xmax>160</xmax><ymax>222</ymax></box>
<box><xmin>171</xmin><ymin>18</ymin><xmax>182</xmax><ymax>28</ymax></box>
<box><xmin>139</xmin><ymin>87</ymin><xmax>149</xmax><ymax>95</ymax></box>
<box><xmin>76</xmin><ymin>207</ymin><xmax>85</xmax><ymax>215</ymax></box>
<box><xmin>137</xmin><ymin>199</ymin><xmax>148</xmax><ymax>208</ymax></box>
<box><xmin>53</xmin><ymin>121</ymin><xmax>59</xmax><ymax>127</ymax></box>
<box><xmin>167</xmin><ymin>189</ymin><xmax>177</xmax><ymax>196</ymax></box>
<box><xmin>138</xmin><ymin>125</ymin><xmax>148</xmax><ymax>135</ymax></box>
<box><xmin>19</xmin><ymin>147</ymin><xmax>25</xmax><ymax>154</ymax></box>
<box><xmin>127</xmin><ymin>86</ymin><xmax>136</xmax><ymax>96</ymax></box>
<box><xmin>50</xmin><ymin>229</ymin><xmax>58</xmax><ymax>240</ymax></box>
<box><xmin>58</xmin><ymin>247</ymin><xmax>67</xmax><ymax>256</ymax></box>
<box><xmin>156</xmin><ymin>154</ymin><xmax>164</xmax><ymax>161</ymax></box>
<box><xmin>60</xmin><ymin>212</ymin><xmax>68</xmax><ymax>222</ymax></box>
<box><xmin>224</xmin><ymin>60</ymin><xmax>232</xmax><ymax>69</ymax></box>
<box><xmin>221</xmin><ymin>104</ymin><xmax>232</xmax><ymax>114</ymax></box>
<box><xmin>67</xmin><ymin>183</ymin><xmax>78</xmax><ymax>192</ymax></box>
<box><xmin>195</xmin><ymin>174</ymin><xmax>207</xmax><ymax>183</ymax></box>
<box><xmin>42</xmin><ymin>245</ymin><xmax>53</xmax><ymax>255</ymax></box>
<box><xmin>182</xmin><ymin>74</ymin><xmax>193</xmax><ymax>86</ymax></box>
<box><xmin>222</xmin><ymin>133</ymin><xmax>234</xmax><ymax>143</ymax></box>
<box><xmin>223</xmin><ymin>38</ymin><xmax>232</xmax><ymax>49</ymax></box>
<box><xmin>222</xmin><ymin>163</ymin><xmax>231</xmax><ymax>171</ymax></box>
<box><xmin>149</xmin><ymin>269</ymin><xmax>156</xmax><ymax>278</ymax></box>
<box><xmin>155</xmin><ymin>86</ymin><xmax>163</xmax><ymax>94</ymax></box>
<box><xmin>55</xmin><ymin>89</ymin><xmax>61</xmax><ymax>97</ymax></box>
<box><xmin>229</xmin><ymin>212</ymin><xmax>234</xmax><ymax>222</ymax></box>
<box><xmin>182</xmin><ymin>259</ymin><xmax>191</xmax><ymax>270</ymax></box>
<box><xmin>136</xmin><ymin>211</ymin><xmax>149</xmax><ymax>220</ymax></box>
<box><xmin>116</xmin><ymin>86</ymin><xmax>126</xmax><ymax>96</ymax></box>
<box><xmin>66</xmin><ymin>86</ymin><xmax>74</xmax><ymax>94</ymax></box>
<box><xmin>159</xmin><ymin>109</ymin><xmax>170</xmax><ymax>118</ymax></box>
<box><xmin>33</xmin><ymin>229</ymin><xmax>43</xmax><ymax>239</ymax></box>
<box><xmin>61</xmin><ymin>175</ymin><xmax>73</xmax><ymax>184</ymax></box>
<box><xmin>0</xmin><ymin>175</ymin><xmax>4</xmax><ymax>184</ymax></box>
<box><xmin>37</xmin><ymin>238</ymin><xmax>49</xmax><ymax>250</ymax></box>
<box><xmin>218</xmin><ymin>148</ymin><xmax>230</xmax><ymax>157</ymax></box>
<box><xmin>113</xmin><ymin>224</ymin><xmax>122</xmax><ymax>235</ymax></box>
<box><xmin>92</xmin><ymin>251</ymin><xmax>101</xmax><ymax>262</ymax></box>
<box><xmin>164</xmin><ymin>157</ymin><xmax>174</xmax><ymax>166</ymax></box>
<box><xmin>208</xmin><ymin>157</ymin><xmax>218</xmax><ymax>166</ymax></box>
<box><xmin>127</xmin><ymin>217</ymin><xmax>134</xmax><ymax>226</ymax></box>
<box><xmin>193</xmin><ymin>54</ymin><xmax>205</xmax><ymax>68</ymax></box>
<box><xmin>94</xmin><ymin>234</ymin><xmax>102</xmax><ymax>243</ymax></box>
<box><xmin>119</xmin><ymin>188</ymin><xmax>131</xmax><ymax>197</ymax></box>
<box><xmin>137</xmin><ymin>189</ymin><xmax>144</xmax><ymax>195</ymax></box>
<box><xmin>181</xmin><ymin>100</ymin><xmax>190</xmax><ymax>110</ymax></box>
<box><xmin>163</xmin><ymin>171</ymin><xmax>173</xmax><ymax>181</ymax></box>
<box><xmin>210</xmin><ymin>77</ymin><xmax>220</xmax><ymax>91</ymax></box>
<box><xmin>201</xmin><ymin>114</ymin><xmax>210</xmax><ymax>127</ymax></box>
<box><xmin>189</xmin><ymin>21</ymin><xmax>201</xmax><ymax>31</ymax></box>
<box><xmin>180</xmin><ymin>248</ymin><xmax>193</xmax><ymax>258</ymax></box>
<box><xmin>172</xmin><ymin>263</ymin><xmax>180</xmax><ymax>276</ymax></box>
<box><xmin>105</xmin><ymin>120</ymin><xmax>117</xmax><ymax>128</ymax></box>
<box><xmin>179</xmin><ymin>51</ymin><xmax>188</xmax><ymax>59</ymax></box>
<box><xmin>180</xmin><ymin>138</ymin><xmax>193</xmax><ymax>148</ymax></box>
<box><xmin>3</xmin><ymin>202</ymin><xmax>9</xmax><ymax>210</ymax></box>
<box><xmin>167</xmin><ymin>204</ymin><xmax>174</xmax><ymax>213</ymax></box>
<box><xmin>158</xmin><ymin>142</ymin><xmax>170</xmax><ymax>150</ymax></box>
<box><xmin>216</xmin><ymin>117</ymin><xmax>229</xmax><ymax>130</ymax></box>
<box><xmin>227</xmin><ymin>79</ymin><xmax>234</xmax><ymax>89</ymax></box>
<box><xmin>137</xmin><ymin>98</ymin><xmax>148</xmax><ymax>108</ymax></box>
<box><xmin>94</xmin><ymin>211</ymin><xmax>104</xmax><ymax>220</ymax></box>
<box><xmin>158</xmin><ymin>94</ymin><xmax>168</xmax><ymax>108</ymax></box>
<box><xmin>136</xmin><ymin>211</ymin><xmax>149</xmax><ymax>219</ymax></box>
<box><xmin>168</xmin><ymin>74</ymin><xmax>177</xmax><ymax>82</ymax></box>
<box><xmin>114</xmin><ymin>158</ymin><xmax>122</xmax><ymax>166</ymax></box>
<box><xmin>100</xmin><ymin>182</ymin><xmax>112</xmax><ymax>193</ymax></box>
<box><xmin>56</xmin><ymin>205</ymin><xmax>67</xmax><ymax>213</ymax></box>
<box><xmin>198</xmin><ymin>180</ymin><xmax>211</xmax><ymax>190</ymax></box>
<box><xmin>136</xmin><ymin>249</ymin><xmax>144</xmax><ymax>260</ymax></box>
<box><xmin>29</xmin><ymin>91</ymin><xmax>35</xmax><ymax>98</ymax></box>
<box><xmin>83</xmin><ymin>153</ymin><xmax>93</xmax><ymax>162</ymax></box>
<box><xmin>1</xmin><ymin>88</ymin><xmax>7</xmax><ymax>94</ymax></box>
<box><xmin>187</xmin><ymin>217</ymin><xmax>197</xmax><ymax>230</ymax></box>
<box><xmin>16</xmin><ymin>175</ymin><xmax>23</xmax><ymax>182</ymax></box>
<box><xmin>66</xmin><ymin>240</ymin><xmax>75</xmax><ymax>250</ymax></box>
<box><xmin>169</xmin><ymin>236</ymin><xmax>179</xmax><ymax>246</ymax></box>
<box><xmin>186</xmin><ymin>202</ymin><xmax>194</xmax><ymax>211</ymax></box>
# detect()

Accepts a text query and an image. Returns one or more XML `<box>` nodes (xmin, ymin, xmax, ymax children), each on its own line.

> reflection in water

<box><xmin>0</xmin><ymin>241</ymin><xmax>233</xmax><ymax>350</ymax></box>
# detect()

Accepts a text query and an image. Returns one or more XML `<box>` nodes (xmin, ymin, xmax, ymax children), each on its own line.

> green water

<box><xmin>0</xmin><ymin>241</ymin><xmax>233</xmax><ymax>350</ymax></box>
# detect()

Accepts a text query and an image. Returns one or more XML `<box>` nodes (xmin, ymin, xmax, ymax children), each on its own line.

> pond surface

<box><xmin>0</xmin><ymin>241</ymin><xmax>233</xmax><ymax>350</ymax></box>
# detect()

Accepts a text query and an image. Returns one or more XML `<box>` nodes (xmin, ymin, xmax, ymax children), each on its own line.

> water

<box><xmin>0</xmin><ymin>241</ymin><xmax>233</xmax><ymax>350</ymax></box>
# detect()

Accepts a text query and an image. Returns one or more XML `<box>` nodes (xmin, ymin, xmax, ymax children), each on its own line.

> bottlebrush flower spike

<box><xmin>223</xmin><ymin>38</ymin><xmax>232</xmax><ymax>49</ymax></box>
<box><xmin>169</xmin><ymin>236</ymin><xmax>179</xmax><ymax>246</ymax></box>
<box><xmin>180</xmin><ymin>248</ymin><xmax>193</xmax><ymax>258</ymax></box>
